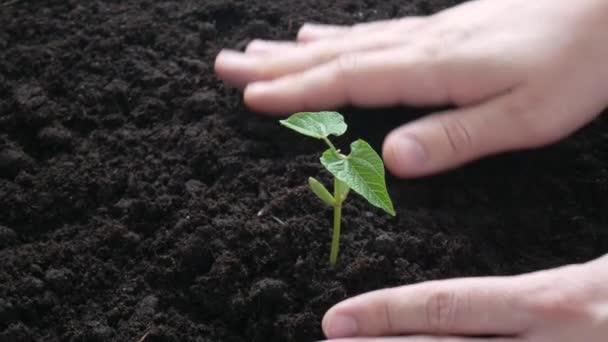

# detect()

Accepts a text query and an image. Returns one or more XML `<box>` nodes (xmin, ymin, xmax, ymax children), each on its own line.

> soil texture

<box><xmin>1</xmin><ymin>0</ymin><xmax>607</xmax><ymax>341</ymax></box>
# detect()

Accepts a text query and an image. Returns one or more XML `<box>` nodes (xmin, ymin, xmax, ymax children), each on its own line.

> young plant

<box><xmin>280</xmin><ymin>111</ymin><xmax>395</xmax><ymax>266</ymax></box>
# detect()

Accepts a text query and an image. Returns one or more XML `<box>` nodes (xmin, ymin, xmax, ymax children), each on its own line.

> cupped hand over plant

<box><xmin>319</xmin><ymin>254</ymin><xmax>608</xmax><ymax>341</ymax></box>
<box><xmin>215</xmin><ymin>0</ymin><xmax>608</xmax><ymax>178</ymax></box>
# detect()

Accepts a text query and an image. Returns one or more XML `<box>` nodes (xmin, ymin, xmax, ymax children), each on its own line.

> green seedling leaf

<box><xmin>280</xmin><ymin>110</ymin><xmax>396</xmax><ymax>266</ymax></box>
<box><xmin>279</xmin><ymin>111</ymin><xmax>347</xmax><ymax>139</ymax></box>
<box><xmin>308</xmin><ymin>177</ymin><xmax>336</xmax><ymax>207</ymax></box>
<box><xmin>321</xmin><ymin>139</ymin><xmax>396</xmax><ymax>216</ymax></box>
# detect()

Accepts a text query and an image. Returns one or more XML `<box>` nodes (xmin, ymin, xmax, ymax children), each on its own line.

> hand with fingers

<box><xmin>320</xmin><ymin>255</ymin><xmax>608</xmax><ymax>341</ymax></box>
<box><xmin>215</xmin><ymin>0</ymin><xmax>608</xmax><ymax>340</ymax></box>
<box><xmin>215</xmin><ymin>0</ymin><xmax>608</xmax><ymax>178</ymax></box>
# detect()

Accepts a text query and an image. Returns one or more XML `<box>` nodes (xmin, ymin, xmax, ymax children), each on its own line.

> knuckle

<box><xmin>254</xmin><ymin>63</ymin><xmax>275</xmax><ymax>81</ymax></box>
<box><xmin>444</xmin><ymin>24</ymin><xmax>474</xmax><ymax>44</ymax></box>
<box><xmin>437</xmin><ymin>115</ymin><xmax>473</xmax><ymax>154</ymax></box>
<box><xmin>421</xmin><ymin>25</ymin><xmax>472</xmax><ymax>62</ymax></box>
<box><xmin>323</xmin><ymin>53</ymin><xmax>358</xmax><ymax>104</ymax></box>
<box><xmin>244</xmin><ymin>39</ymin><xmax>261</xmax><ymax>53</ymax></box>
<box><xmin>425</xmin><ymin>288</ymin><xmax>458</xmax><ymax>332</ymax></box>
<box><xmin>501</xmin><ymin>91</ymin><xmax>559</xmax><ymax>148</ymax></box>
<box><xmin>382</xmin><ymin>295</ymin><xmax>397</xmax><ymax>333</ymax></box>
<box><xmin>331</xmin><ymin>53</ymin><xmax>363</xmax><ymax>104</ymax></box>
<box><xmin>522</xmin><ymin>274</ymin><xmax>593</xmax><ymax>322</ymax></box>
<box><xmin>335</xmin><ymin>53</ymin><xmax>360</xmax><ymax>75</ymax></box>
<box><xmin>421</xmin><ymin>29</ymin><xmax>449</xmax><ymax>61</ymax></box>
<box><xmin>420</xmin><ymin>39</ymin><xmax>443</xmax><ymax>61</ymax></box>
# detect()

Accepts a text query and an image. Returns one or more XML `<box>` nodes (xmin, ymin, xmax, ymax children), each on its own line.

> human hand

<box><xmin>319</xmin><ymin>254</ymin><xmax>608</xmax><ymax>341</ymax></box>
<box><xmin>215</xmin><ymin>0</ymin><xmax>608</xmax><ymax>178</ymax></box>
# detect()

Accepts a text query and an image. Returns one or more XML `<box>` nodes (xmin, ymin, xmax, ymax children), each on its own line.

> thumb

<box><xmin>321</xmin><ymin>275</ymin><xmax>533</xmax><ymax>338</ymax></box>
<box><xmin>382</xmin><ymin>89</ymin><xmax>558</xmax><ymax>178</ymax></box>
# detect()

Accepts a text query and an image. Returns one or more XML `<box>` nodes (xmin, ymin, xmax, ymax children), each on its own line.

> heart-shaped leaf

<box><xmin>279</xmin><ymin>111</ymin><xmax>347</xmax><ymax>139</ymax></box>
<box><xmin>320</xmin><ymin>139</ymin><xmax>395</xmax><ymax>216</ymax></box>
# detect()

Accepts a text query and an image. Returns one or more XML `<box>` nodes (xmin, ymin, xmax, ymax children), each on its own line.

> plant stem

<box><xmin>322</xmin><ymin>137</ymin><xmax>338</xmax><ymax>153</ymax></box>
<box><xmin>330</xmin><ymin>202</ymin><xmax>342</xmax><ymax>266</ymax></box>
<box><xmin>330</xmin><ymin>177</ymin><xmax>343</xmax><ymax>266</ymax></box>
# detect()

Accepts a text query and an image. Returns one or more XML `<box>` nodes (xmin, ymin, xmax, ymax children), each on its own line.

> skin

<box><xmin>214</xmin><ymin>0</ymin><xmax>608</xmax><ymax>340</ymax></box>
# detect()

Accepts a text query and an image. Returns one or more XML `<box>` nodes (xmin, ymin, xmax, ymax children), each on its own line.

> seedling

<box><xmin>280</xmin><ymin>111</ymin><xmax>395</xmax><ymax>266</ymax></box>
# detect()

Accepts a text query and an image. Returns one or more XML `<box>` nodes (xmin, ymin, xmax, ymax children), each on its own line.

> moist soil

<box><xmin>1</xmin><ymin>0</ymin><xmax>607</xmax><ymax>341</ymax></box>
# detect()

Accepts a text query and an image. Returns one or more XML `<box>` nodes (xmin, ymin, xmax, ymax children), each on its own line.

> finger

<box><xmin>215</xmin><ymin>33</ymin><xmax>403</xmax><ymax>87</ymax></box>
<box><xmin>245</xmin><ymin>39</ymin><xmax>298</xmax><ymax>54</ymax></box>
<box><xmin>321</xmin><ymin>276</ymin><xmax>532</xmax><ymax>339</ymax></box>
<box><xmin>381</xmin><ymin>89</ymin><xmax>548</xmax><ymax>178</ymax></box>
<box><xmin>297</xmin><ymin>23</ymin><xmax>350</xmax><ymax>42</ymax></box>
<box><xmin>297</xmin><ymin>18</ymin><xmax>423</xmax><ymax>42</ymax></box>
<box><xmin>382</xmin><ymin>73</ymin><xmax>602</xmax><ymax>178</ymax></box>
<box><xmin>243</xmin><ymin>43</ymin><xmax>517</xmax><ymax>114</ymax></box>
<box><xmin>321</xmin><ymin>337</ymin><xmax>521</xmax><ymax>342</ymax></box>
<box><xmin>244</xmin><ymin>47</ymin><xmax>420</xmax><ymax>113</ymax></box>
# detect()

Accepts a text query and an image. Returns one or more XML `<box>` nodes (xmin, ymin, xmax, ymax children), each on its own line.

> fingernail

<box><xmin>246</xmin><ymin>82</ymin><xmax>273</xmax><ymax>95</ymax></box>
<box><xmin>217</xmin><ymin>50</ymin><xmax>256</xmax><ymax>69</ymax></box>
<box><xmin>246</xmin><ymin>39</ymin><xmax>269</xmax><ymax>52</ymax></box>
<box><xmin>326</xmin><ymin>315</ymin><xmax>358</xmax><ymax>338</ymax></box>
<box><xmin>301</xmin><ymin>23</ymin><xmax>321</xmax><ymax>31</ymax></box>
<box><xmin>299</xmin><ymin>24</ymin><xmax>332</xmax><ymax>38</ymax></box>
<box><xmin>395</xmin><ymin>134</ymin><xmax>428</xmax><ymax>168</ymax></box>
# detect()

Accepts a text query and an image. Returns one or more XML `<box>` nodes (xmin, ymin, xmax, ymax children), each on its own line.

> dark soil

<box><xmin>1</xmin><ymin>0</ymin><xmax>607</xmax><ymax>341</ymax></box>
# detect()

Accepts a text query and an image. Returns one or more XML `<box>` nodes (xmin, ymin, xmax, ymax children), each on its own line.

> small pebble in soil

<box><xmin>248</xmin><ymin>278</ymin><xmax>290</xmax><ymax>308</ymax></box>
<box><xmin>0</xmin><ymin>225</ymin><xmax>17</xmax><ymax>249</ymax></box>
<box><xmin>44</xmin><ymin>267</ymin><xmax>74</xmax><ymax>292</ymax></box>
<box><xmin>14</xmin><ymin>84</ymin><xmax>57</xmax><ymax>127</ymax></box>
<box><xmin>130</xmin><ymin>97</ymin><xmax>168</xmax><ymax>125</ymax></box>
<box><xmin>0</xmin><ymin>322</ymin><xmax>34</xmax><ymax>342</ymax></box>
<box><xmin>106</xmin><ymin>308</ymin><xmax>122</xmax><ymax>325</ymax></box>
<box><xmin>153</xmin><ymin>312</ymin><xmax>166</xmax><ymax>324</ymax></box>
<box><xmin>245</xmin><ymin>19</ymin><xmax>270</xmax><ymax>37</ymax></box>
<box><xmin>135</xmin><ymin>63</ymin><xmax>168</xmax><ymax>87</ymax></box>
<box><xmin>101</xmin><ymin>113</ymin><xmax>125</xmax><ymax>128</ymax></box>
<box><xmin>86</xmin><ymin>320</ymin><xmax>115</xmax><ymax>342</ymax></box>
<box><xmin>14</xmin><ymin>171</ymin><xmax>34</xmax><ymax>187</ymax></box>
<box><xmin>103</xmin><ymin>78</ymin><xmax>129</xmax><ymax>97</ymax></box>
<box><xmin>0</xmin><ymin>148</ymin><xmax>34</xmax><ymax>178</ymax></box>
<box><xmin>0</xmin><ymin>298</ymin><xmax>17</xmax><ymax>324</ymax></box>
<box><xmin>122</xmin><ymin>231</ymin><xmax>142</xmax><ymax>246</ymax></box>
<box><xmin>184</xmin><ymin>179</ymin><xmax>205</xmax><ymax>194</ymax></box>
<box><xmin>373</xmin><ymin>233</ymin><xmax>396</xmax><ymax>254</ymax></box>
<box><xmin>18</xmin><ymin>276</ymin><xmax>45</xmax><ymax>295</ymax></box>
<box><xmin>37</xmin><ymin>291</ymin><xmax>58</xmax><ymax>310</ymax></box>
<box><xmin>178</xmin><ymin>238</ymin><xmax>213</xmax><ymax>272</ymax></box>
<box><xmin>113</xmin><ymin>198</ymin><xmax>146</xmax><ymax>219</ymax></box>
<box><xmin>183</xmin><ymin>90</ymin><xmax>216</xmax><ymax>120</ymax></box>
<box><xmin>29</xmin><ymin>264</ymin><xmax>43</xmax><ymax>276</ymax></box>
<box><xmin>14</xmin><ymin>84</ymin><xmax>47</xmax><ymax>110</ymax></box>
<box><xmin>199</xmin><ymin>22</ymin><xmax>217</xmax><ymax>43</ymax></box>
<box><xmin>182</xmin><ymin>33</ymin><xmax>200</xmax><ymax>50</ymax></box>
<box><xmin>155</xmin><ymin>82</ymin><xmax>177</xmax><ymax>101</ymax></box>
<box><xmin>179</xmin><ymin>57</ymin><xmax>208</xmax><ymax>73</ymax></box>
<box><xmin>37</xmin><ymin>125</ymin><xmax>73</xmax><ymax>149</ymax></box>
<box><xmin>135</xmin><ymin>295</ymin><xmax>159</xmax><ymax>318</ymax></box>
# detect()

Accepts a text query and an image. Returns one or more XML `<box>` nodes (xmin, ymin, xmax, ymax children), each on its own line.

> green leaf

<box><xmin>320</xmin><ymin>140</ymin><xmax>395</xmax><ymax>216</ymax></box>
<box><xmin>308</xmin><ymin>177</ymin><xmax>336</xmax><ymax>207</ymax></box>
<box><xmin>279</xmin><ymin>111</ymin><xmax>347</xmax><ymax>139</ymax></box>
